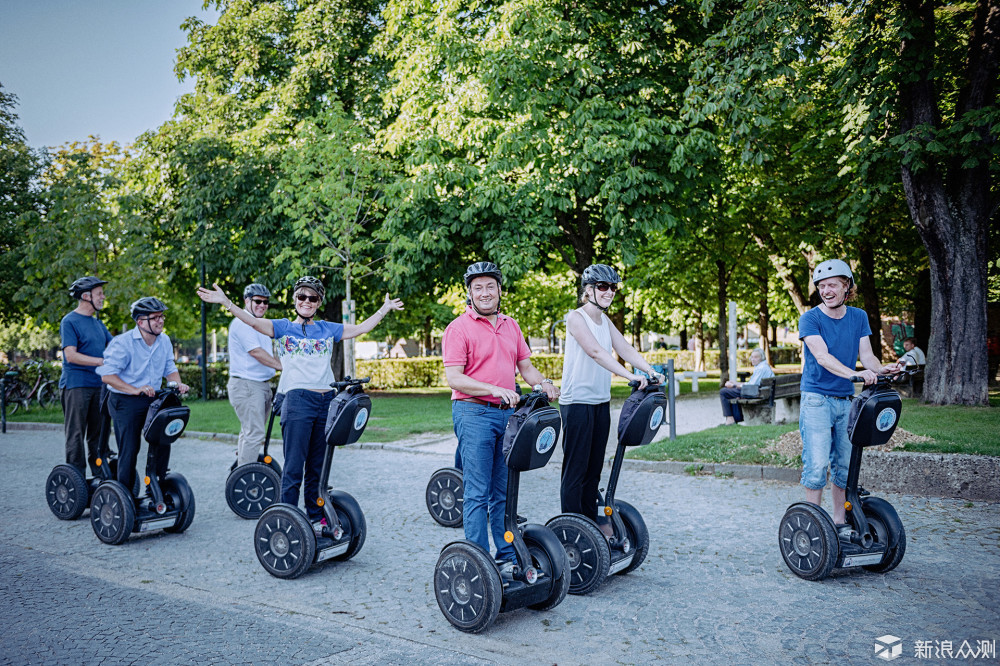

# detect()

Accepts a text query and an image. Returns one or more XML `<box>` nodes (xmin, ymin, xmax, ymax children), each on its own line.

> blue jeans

<box><xmin>452</xmin><ymin>400</ymin><xmax>516</xmax><ymax>563</ymax></box>
<box><xmin>279</xmin><ymin>389</ymin><xmax>333</xmax><ymax>521</ymax></box>
<box><xmin>799</xmin><ymin>391</ymin><xmax>853</xmax><ymax>490</ymax></box>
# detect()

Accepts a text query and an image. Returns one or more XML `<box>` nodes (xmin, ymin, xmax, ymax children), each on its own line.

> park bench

<box><xmin>896</xmin><ymin>364</ymin><xmax>925</xmax><ymax>399</ymax></box>
<box><xmin>681</xmin><ymin>370</ymin><xmax>708</xmax><ymax>392</ymax></box>
<box><xmin>730</xmin><ymin>373</ymin><xmax>802</xmax><ymax>425</ymax></box>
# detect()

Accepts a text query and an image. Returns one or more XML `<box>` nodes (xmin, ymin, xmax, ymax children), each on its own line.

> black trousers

<box><xmin>559</xmin><ymin>402</ymin><xmax>611</xmax><ymax>522</ymax></box>
<box><xmin>62</xmin><ymin>386</ymin><xmax>103</xmax><ymax>475</ymax></box>
<box><xmin>108</xmin><ymin>392</ymin><xmax>168</xmax><ymax>494</ymax></box>
<box><xmin>719</xmin><ymin>387</ymin><xmax>744</xmax><ymax>422</ymax></box>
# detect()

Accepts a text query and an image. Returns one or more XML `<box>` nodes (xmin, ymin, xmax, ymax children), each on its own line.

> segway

<box><xmin>90</xmin><ymin>383</ymin><xmax>195</xmax><ymax>544</ymax></box>
<box><xmin>434</xmin><ymin>390</ymin><xmax>570</xmax><ymax>633</ymax></box>
<box><xmin>45</xmin><ymin>388</ymin><xmax>125</xmax><ymax>520</ymax></box>
<box><xmin>547</xmin><ymin>380</ymin><xmax>663</xmax><ymax>594</ymax></box>
<box><xmin>779</xmin><ymin>371</ymin><xmax>910</xmax><ymax>581</ymax></box>
<box><xmin>254</xmin><ymin>377</ymin><xmax>370</xmax><ymax>580</ymax></box>
<box><xmin>225</xmin><ymin>392</ymin><xmax>284</xmax><ymax>519</ymax></box>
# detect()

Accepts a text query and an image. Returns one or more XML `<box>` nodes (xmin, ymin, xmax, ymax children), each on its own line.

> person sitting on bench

<box><xmin>719</xmin><ymin>348</ymin><xmax>774</xmax><ymax>425</ymax></box>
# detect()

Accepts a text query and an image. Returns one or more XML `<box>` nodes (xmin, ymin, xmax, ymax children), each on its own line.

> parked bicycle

<box><xmin>2</xmin><ymin>360</ymin><xmax>58</xmax><ymax>415</ymax></box>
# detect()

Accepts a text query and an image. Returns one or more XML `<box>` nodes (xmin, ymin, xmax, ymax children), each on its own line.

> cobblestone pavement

<box><xmin>2</xmin><ymin>427</ymin><xmax>998</xmax><ymax>665</ymax></box>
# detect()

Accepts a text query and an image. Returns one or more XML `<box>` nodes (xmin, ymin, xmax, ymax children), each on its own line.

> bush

<box><xmin>176</xmin><ymin>362</ymin><xmax>230</xmax><ymax>400</ymax></box>
<box><xmin>641</xmin><ymin>347</ymin><xmax>799</xmax><ymax>371</ymax></box>
<box><xmin>358</xmin><ymin>357</ymin><xmax>446</xmax><ymax>389</ymax></box>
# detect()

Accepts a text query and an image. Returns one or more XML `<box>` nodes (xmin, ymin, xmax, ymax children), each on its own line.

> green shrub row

<box><xmin>357</xmin><ymin>357</ymin><xmax>446</xmax><ymax>389</ymax></box>
<box><xmin>641</xmin><ymin>347</ymin><xmax>800</xmax><ymax>371</ymax></box>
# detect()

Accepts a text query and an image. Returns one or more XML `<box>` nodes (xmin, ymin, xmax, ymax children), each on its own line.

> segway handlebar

<box><xmin>330</xmin><ymin>376</ymin><xmax>371</xmax><ymax>392</ymax></box>
<box><xmin>849</xmin><ymin>368</ymin><xmax>919</xmax><ymax>386</ymax></box>
<box><xmin>500</xmin><ymin>388</ymin><xmax>552</xmax><ymax>410</ymax></box>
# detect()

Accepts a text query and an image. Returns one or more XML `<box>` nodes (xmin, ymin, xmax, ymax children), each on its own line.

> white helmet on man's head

<box><xmin>812</xmin><ymin>259</ymin><xmax>854</xmax><ymax>288</ymax></box>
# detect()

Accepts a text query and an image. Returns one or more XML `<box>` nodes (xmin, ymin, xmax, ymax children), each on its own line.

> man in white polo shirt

<box><xmin>228</xmin><ymin>283</ymin><xmax>281</xmax><ymax>467</ymax></box>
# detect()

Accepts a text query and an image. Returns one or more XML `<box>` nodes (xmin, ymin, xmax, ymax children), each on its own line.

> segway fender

<box><xmin>521</xmin><ymin>523</ymin><xmax>569</xmax><ymax>583</ymax></box>
<box><xmin>164</xmin><ymin>472</ymin><xmax>194</xmax><ymax>509</ymax></box>
<box><xmin>326</xmin><ymin>489</ymin><xmax>364</xmax><ymax>527</ymax></box>
<box><xmin>440</xmin><ymin>539</ymin><xmax>500</xmax><ymax>569</ymax></box>
<box><xmin>860</xmin><ymin>496</ymin><xmax>903</xmax><ymax>550</ymax></box>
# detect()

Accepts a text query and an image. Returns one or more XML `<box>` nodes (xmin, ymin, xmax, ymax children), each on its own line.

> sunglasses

<box><xmin>594</xmin><ymin>283</ymin><xmax>618</xmax><ymax>293</ymax></box>
<box><xmin>296</xmin><ymin>293</ymin><xmax>320</xmax><ymax>303</ymax></box>
<box><xmin>251</xmin><ymin>298</ymin><xmax>269</xmax><ymax>306</ymax></box>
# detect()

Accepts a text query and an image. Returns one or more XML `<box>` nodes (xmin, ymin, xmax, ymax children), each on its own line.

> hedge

<box><xmin>640</xmin><ymin>347</ymin><xmax>800</xmax><ymax>371</ymax></box>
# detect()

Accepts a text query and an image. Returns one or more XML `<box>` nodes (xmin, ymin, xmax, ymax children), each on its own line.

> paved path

<box><xmin>2</xmin><ymin>427</ymin><xmax>998</xmax><ymax>664</ymax></box>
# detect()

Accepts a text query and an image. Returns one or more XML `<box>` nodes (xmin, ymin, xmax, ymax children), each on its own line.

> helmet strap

<box><xmin>584</xmin><ymin>286</ymin><xmax>610</xmax><ymax>313</ymax></box>
<box><xmin>137</xmin><ymin>318</ymin><xmax>161</xmax><ymax>338</ymax></box>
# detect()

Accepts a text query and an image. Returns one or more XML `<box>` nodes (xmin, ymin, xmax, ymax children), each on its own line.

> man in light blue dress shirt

<box><xmin>719</xmin><ymin>348</ymin><xmax>775</xmax><ymax>425</ymax></box>
<box><xmin>98</xmin><ymin>297</ymin><xmax>189</xmax><ymax>494</ymax></box>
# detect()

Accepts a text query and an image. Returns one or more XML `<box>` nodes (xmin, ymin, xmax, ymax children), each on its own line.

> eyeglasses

<box><xmin>142</xmin><ymin>314</ymin><xmax>165</xmax><ymax>323</ymax></box>
<box><xmin>251</xmin><ymin>298</ymin><xmax>269</xmax><ymax>306</ymax></box>
<box><xmin>296</xmin><ymin>293</ymin><xmax>320</xmax><ymax>303</ymax></box>
<box><xmin>594</xmin><ymin>283</ymin><xmax>618</xmax><ymax>293</ymax></box>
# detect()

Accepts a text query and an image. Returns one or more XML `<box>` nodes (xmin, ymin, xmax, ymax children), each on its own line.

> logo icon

<box><xmin>354</xmin><ymin>408</ymin><xmax>369</xmax><ymax>430</ymax></box>
<box><xmin>649</xmin><ymin>406</ymin><xmax>664</xmax><ymax>430</ymax></box>
<box><xmin>164</xmin><ymin>419</ymin><xmax>185</xmax><ymax>437</ymax></box>
<box><xmin>875</xmin><ymin>408</ymin><xmax>897</xmax><ymax>432</ymax></box>
<box><xmin>875</xmin><ymin>635</ymin><xmax>902</xmax><ymax>661</ymax></box>
<box><xmin>535</xmin><ymin>426</ymin><xmax>556</xmax><ymax>455</ymax></box>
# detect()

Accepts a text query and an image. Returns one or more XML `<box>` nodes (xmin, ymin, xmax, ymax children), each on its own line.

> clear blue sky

<box><xmin>1</xmin><ymin>0</ymin><xmax>219</xmax><ymax>149</ymax></box>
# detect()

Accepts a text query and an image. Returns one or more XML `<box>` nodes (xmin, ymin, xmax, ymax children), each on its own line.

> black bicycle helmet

<box><xmin>581</xmin><ymin>264</ymin><xmax>620</xmax><ymax>285</ymax></box>
<box><xmin>69</xmin><ymin>276</ymin><xmax>108</xmax><ymax>299</ymax></box>
<box><xmin>292</xmin><ymin>276</ymin><xmax>325</xmax><ymax>302</ymax></box>
<box><xmin>463</xmin><ymin>261</ymin><xmax>503</xmax><ymax>287</ymax></box>
<box><xmin>130</xmin><ymin>297</ymin><xmax>168</xmax><ymax>320</ymax></box>
<box><xmin>243</xmin><ymin>283</ymin><xmax>271</xmax><ymax>300</ymax></box>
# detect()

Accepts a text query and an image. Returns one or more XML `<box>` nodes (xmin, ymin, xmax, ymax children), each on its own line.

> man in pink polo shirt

<box><xmin>442</xmin><ymin>261</ymin><xmax>560</xmax><ymax>570</ymax></box>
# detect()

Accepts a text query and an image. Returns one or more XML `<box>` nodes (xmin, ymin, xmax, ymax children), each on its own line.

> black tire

<box><xmin>255</xmin><ymin>504</ymin><xmax>316</xmax><ymax>579</ymax></box>
<box><xmin>162</xmin><ymin>473</ymin><xmax>196</xmax><ymax>534</ymax></box>
<box><xmin>258</xmin><ymin>453</ymin><xmax>282</xmax><ymax>476</ymax></box>
<box><xmin>861</xmin><ymin>497</ymin><xmax>907</xmax><ymax>573</ymax></box>
<box><xmin>434</xmin><ymin>541</ymin><xmax>502</xmax><ymax>633</ymax></box>
<box><xmin>37</xmin><ymin>381</ymin><xmax>57</xmax><ymax>409</ymax></box>
<box><xmin>523</xmin><ymin>526</ymin><xmax>571</xmax><ymax>611</ymax></box>
<box><xmin>3</xmin><ymin>380</ymin><xmax>27</xmax><ymax>416</ymax></box>
<box><xmin>45</xmin><ymin>464</ymin><xmax>90</xmax><ymax>520</ymax></box>
<box><xmin>426</xmin><ymin>467</ymin><xmax>464</xmax><ymax>528</ymax></box>
<box><xmin>90</xmin><ymin>481</ymin><xmax>136</xmax><ymax>545</ymax></box>
<box><xmin>328</xmin><ymin>490</ymin><xmax>366</xmax><ymax>561</ymax></box>
<box><xmin>546</xmin><ymin>513</ymin><xmax>611</xmax><ymax>595</ymax></box>
<box><xmin>778</xmin><ymin>503</ymin><xmax>838</xmax><ymax>581</ymax></box>
<box><xmin>226</xmin><ymin>462</ymin><xmax>280</xmax><ymax>519</ymax></box>
<box><xmin>615</xmin><ymin>500</ymin><xmax>650</xmax><ymax>575</ymax></box>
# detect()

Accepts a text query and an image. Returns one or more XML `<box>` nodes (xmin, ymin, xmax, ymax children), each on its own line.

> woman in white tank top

<box><xmin>559</xmin><ymin>265</ymin><xmax>664</xmax><ymax>530</ymax></box>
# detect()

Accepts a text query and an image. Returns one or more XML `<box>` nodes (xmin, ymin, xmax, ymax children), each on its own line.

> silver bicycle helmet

<box><xmin>243</xmin><ymin>283</ymin><xmax>271</xmax><ymax>300</ymax></box>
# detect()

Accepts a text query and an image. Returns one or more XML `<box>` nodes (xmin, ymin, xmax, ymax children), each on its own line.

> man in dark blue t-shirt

<box><xmin>798</xmin><ymin>260</ymin><xmax>896</xmax><ymax>540</ymax></box>
<box><xmin>60</xmin><ymin>277</ymin><xmax>113</xmax><ymax>474</ymax></box>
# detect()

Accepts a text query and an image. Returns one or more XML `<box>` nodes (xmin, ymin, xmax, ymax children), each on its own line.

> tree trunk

<box><xmin>913</xmin><ymin>267</ymin><xmax>931</xmax><ymax>353</ymax></box>
<box><xmin>855</xmin><ymin>240</ymin><xmax>883</xmax><ymax>362</ymax></box>
<box><xmin>717</xmin><ymin>259</ymin><xmax>729</xmax><ymax>377</ymax></box>
<box><xmin>752</xmin><ymin>232</ymin><xmax>810</xmax><ymax>314</ymax></box>
<box><xmin>758</xmin><ymin>294</ymin><xmax>771</xmax><ymax>366</ymax></box>
<box><xmin>896</xmin><ymin>0</ymin><xmax>996</xmax><ymax>405</ymax></box>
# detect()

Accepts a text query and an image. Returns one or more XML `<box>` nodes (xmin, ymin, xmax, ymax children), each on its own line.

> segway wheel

<box><xmin>162</xmin><ymin>473</ymin><xmax>196</xmax><ymax>534</ymax></box>
<box><xmin>861</xmin><ymin>497</ymin><xmax>907</xmax><ymax>573</ymax></box>
<box><xmin>779</xmin><ymin>503</ymin><xmax>838</xmax><ymax>581</ymax></box>
<box><xmin>426</xmin><ymin>467</ymin><xmax>464</xmax><ymax>528</ymax></box>
<box><xmin>524</xmin><ymin>528</ymin><xmax>571</xmax><ymax>611</ymax></box>
<box><xmin>255</xmin><ymin>504</ymin><xmax>316</xmax><ymax>579</ymax></box>
<box><xmin>258</xmin><ymin>453</ymin><xmax>282</xmax><ymax>476</ymax></box>
<box><xmin>546</xmin><ymin>514</ymin><xmax>610</xmax><ymax>595</ymax></box>
<box><xmin>329</xmin><ymin>491</ymin><xmax>367</xmax><ymax>562</ymax></box>
<box><xmin>615</xmin><ymin>500</ymin><xmax>649</xmax><ymax>575</ymax></box>
<box><xmin>45</xmin><ymin>464</ymin><xmax>90</xmax><ymax>520</ymax></box>
<box><xmin>226</xmin><ymin>462</ymin><xmax>280</xmax><ymax>519</ymax></box>
<box><xmin>434</xmin><ymin>541</ymin><xmax>501</xmax><ymax>633</ymax></box>
<box><xmin>90</xmin><ymin>481</ymin><xmax>136</xmax><ymax>545</ymax></box>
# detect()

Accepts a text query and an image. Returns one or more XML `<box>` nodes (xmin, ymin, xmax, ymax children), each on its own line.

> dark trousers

<box><xmin>559</xmin><ymin>402</ymin><xmax>611</xmax><ymax>522</ymax></box>
<box><xmin>720</xmin><ymin>387</ymin><xmax>743</xmax><ymax>422</ymax></box>
<box><xmin>62</xmin><ymin>386</ymin><xmax>103</xmax><ymax>475</ymax></box>
<box><xmin>279</xmin><ymin>389</ymin><xmax>333</xmax><ymax>522</ymax></box>
<box><xmin>108</xmin><ymin>392</ymin><xmax>163</xmax><ymax>494</ymax></box>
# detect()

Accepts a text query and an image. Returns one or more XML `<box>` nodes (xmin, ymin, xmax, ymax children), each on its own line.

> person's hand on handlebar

<box><xmin>630</xmin><ymin>374</ymin><xmax>649</xmax><ymax>390</ymax></box>
<box><xmin>539</xmin><ymin>382</ymin><xmax>559</xmax><ymax>402</ymax></box>
<box><xmin>491</xmin><ymin>386</ymin><xmax>521</xmax><ymax>407</ymax></box>
<box><xmin>176</xmin><ymin>382</ymin><xmax>190</xmax><ymax>395</ymax></box>
<box><xmin>856</xmin><ymin>369</ymin><xmax>880</xmax><ymax>385</ymax></box>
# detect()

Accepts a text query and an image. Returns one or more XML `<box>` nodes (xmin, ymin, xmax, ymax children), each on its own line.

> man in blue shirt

<box><xmin>798</xmin><ymin>260</ymin><xmax>895</xmax><ymax>539</ymax></box>
<box><xmin>60</xmin><ymin>276</ymin><xmax>113</xmax><ymax>474</ymax></box>
<box><xmin>98</xmin><ymin>297</ymin><xmax>189</xmax><ymax>494</ymax></box>
<box><xmin>719</xmin><ymin>347</ymin><xmax>775</xmax><ymax>425</ymax></box>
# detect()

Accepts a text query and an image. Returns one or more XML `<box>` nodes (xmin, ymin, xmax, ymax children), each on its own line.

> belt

<box><xmin>460</xmin><ymin>397</ymin><xmax>510</xmax><ymax>410</ymax></box>
<box><xmin>832</xmin><ymin>395</ymin><xmax>853</xmax><ymax>400</ymax></box>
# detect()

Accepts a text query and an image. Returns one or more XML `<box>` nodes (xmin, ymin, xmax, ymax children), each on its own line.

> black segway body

<box><xmin>255</xmin><ymin>378</ymin><xmax>371</xmax><ymax>579</ymax></box>
<box><xmin>434</xmin><ymin>391</ymin><xmax>569</xmax><ymax>633</ymax></box>
<box><xmin>90</xmin><ymin>385</ymin><xmax>195</xmax><ymax>544</ymax></box>
<box><xmin>779</xmin><ymin>374</ymin><xmax>908</xmax><ymax>581</ymax></box>
<box><xmin>548</xmin><ymin>380</ymin><xmax>662</xmax><ymax>594</ymax></box>
<box><xmin>226</xmin><ymin>393</ymin><xmax>283</xmax><ymax>519</ymax></box>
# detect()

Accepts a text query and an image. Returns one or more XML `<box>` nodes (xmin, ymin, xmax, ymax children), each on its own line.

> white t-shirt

<box><xmin>559</xmin><ymin>308</ymin><xmax>613</xmax><ymax>405</ymax></box>
<box><xmin>902</xmin><ymin>346</ymin><xmax>926</xmax><ymax>366</ymax></box>
<box><xmin>228</xmin><ymin>313</ymin><xmax>277</xmax><ymax>382</ymax></box>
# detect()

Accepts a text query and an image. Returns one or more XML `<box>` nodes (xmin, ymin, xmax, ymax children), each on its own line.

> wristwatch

<box><xmin>541</xmin><ymin>378</ymin><xmax>554</xmax><ymax>385</ymax></box>
<box><xmin>533</xmin><ymin>384</ymin><xmax>543</xmax><ymax>392</ymax></box>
